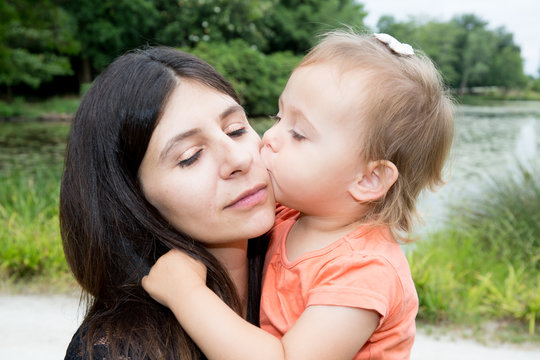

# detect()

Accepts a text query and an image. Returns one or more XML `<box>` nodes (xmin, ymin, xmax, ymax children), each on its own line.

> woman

<box><xmin>60</xmin><ymin>46</ymin><xmax>276</xmax><ymax>359</ymax></box>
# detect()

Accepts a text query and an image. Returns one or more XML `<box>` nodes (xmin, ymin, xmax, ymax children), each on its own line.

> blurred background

<box><xmin>0</xmin><ymin>0</ymin><xmax>539</xmax><ymax>349</ymax></box>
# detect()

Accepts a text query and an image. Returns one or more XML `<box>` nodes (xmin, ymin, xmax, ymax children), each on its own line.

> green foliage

<box><xmin>2</xmin><ymin>0</ymin><xmax>532</xmax><ymax>100</ymax></box>
<box><xmin>186</xmin><ymin>40</ymin><xmax>302</xmax><ymax>116</ymax></box>
<box><xmin>0</xmin><ymin>97</ymin><xmax>80</xmax><ymax>119</ymax></box>
<box><xmin>57</xmin><ymin>0</ymin><xmax>159</xmax><ymax>72</ymax></box>
<box><xmin>487</xmin><ymin>28</ymin><xmax>527</xmax><ymax>88</ymax></box>
<box><xmin>249</xmin><ymin>116</ymin><xmax>276</xmax><ymax>136</ymax></box>
<box><xmin>410</xmin><ymin>167</ymin><xmax>540</xmax><ymax>334</ymax></box>
<box><xmin>57</xmin><ymin>0</ymin><xmax>367</xmax><ymax>79</ymax></box>
<box><xmin>454</xmin><ymin>168</ymin><xmax>540</xmax><ymax>270</ymax></box>
<box><xmin>0</xmin><ymin>170</ymin><xmax>66</xmax><ymax>278</ymax></box>
<box><xmin>0</xmin><ymin>0</ymin><xmax>78</xmax><ymax>91</ymax></box>
<box><xmin>3</xmin><ymin>49</ymin><xmax>72</xmax><ymax>89</ymax></box>
<box><xmin>0</xmin><ymin>98</ymin><xmax>25</xmax><ymax>118</ymax></box>
<box><xmin>261</xmin><ymin>0</ymin><xmax>367</xmax><ymax>53</ymax></box>
<box><xmin>376</xmin><ymin>14</ymin><xmax>526</xmax><ymax>91</ymax></box>
<box><xmin>154</xmin><ymin>0</ymin><xmax>273</xmax><ymax>50</ymax></box>
<box><xmin>0</xmin><ymin>122</ymin><xmax>70</xmax><ymax>280</ymax></box>
<box><xmin>531</xmin><ymin>77</ymin><xmax>540</xmax><ymax>93</ymax></box>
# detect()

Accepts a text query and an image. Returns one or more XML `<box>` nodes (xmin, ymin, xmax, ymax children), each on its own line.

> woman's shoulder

<box><xmin>64</xmin><ymin>324</ymin><xmax>111</xmax><ymax>360</ymax></box>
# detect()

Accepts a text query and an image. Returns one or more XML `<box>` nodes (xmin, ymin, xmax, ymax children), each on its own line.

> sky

<box><xmin>359</xmin><ymin>0</ymin><xmax>540</xmax><ymax>76</ymax></box>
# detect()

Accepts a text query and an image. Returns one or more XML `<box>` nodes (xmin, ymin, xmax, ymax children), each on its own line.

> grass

<box><xmin>0</xmin><ymin>121</ymin><xmax>74</xmax><ymax>292</ymax></box>
<box><xmin>409</xmin><ymin>166</ymin><xmax>540</xmax><ymax>342</ymax></box>
<box><xmin>0</xmin><ymin>96</ymin><xmax>80</xmax><ymax>119</ymax></box>
<box><xmin>457</xmin><ymin>88</ymin><xmax>540</xmax><ymax>105</ymax></box>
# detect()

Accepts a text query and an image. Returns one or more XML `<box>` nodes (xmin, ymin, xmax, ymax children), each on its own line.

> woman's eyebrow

<box><xmin>160</xmin><ymin>128</ymin><xmax>201</xmax><ymax>161</ymax></box>
<box><xmin>220</xmin><ymin>104</ymin><xmax>245</xmax><ymax>121</ymax></box>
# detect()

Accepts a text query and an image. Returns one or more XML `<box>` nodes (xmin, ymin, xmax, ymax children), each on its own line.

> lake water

<box><xmin>416</xmin><ymin>101</ymin><xmax>540</xmax><ymax>234</ymax></box>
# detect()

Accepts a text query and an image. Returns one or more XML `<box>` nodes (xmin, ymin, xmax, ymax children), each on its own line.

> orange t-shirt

<box><xmin>260</xmin><ymin>206</ymin><xmax>418</xmax><ymax>359</ymax></box>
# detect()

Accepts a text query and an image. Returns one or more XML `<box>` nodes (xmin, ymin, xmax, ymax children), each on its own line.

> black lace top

<box><xmin>64</xmin><ymin>325</ymin><xmax>117</xmax><ymax>360</ymax></box>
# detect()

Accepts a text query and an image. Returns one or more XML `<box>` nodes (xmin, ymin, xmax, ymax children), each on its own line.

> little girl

<box><xmin>142</xmin><ymin>30</ymin><xmax>454</xmax><ymax>359</ymax></box>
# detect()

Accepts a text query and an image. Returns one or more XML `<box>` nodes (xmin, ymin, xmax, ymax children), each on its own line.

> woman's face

<box><xmin>139</xmin><ymin>80</ymin><xmax>275</xmax><ymax>246</ymax></box>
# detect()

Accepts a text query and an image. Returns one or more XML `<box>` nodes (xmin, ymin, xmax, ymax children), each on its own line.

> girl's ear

<box><xmin>348</xmin><ymin>160</ymin><xmax>398</xmax><ymax>202</ymax></box>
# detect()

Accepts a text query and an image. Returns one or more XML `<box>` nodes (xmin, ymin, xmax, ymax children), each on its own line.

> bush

<box><xmin>186</xmin><ymin>40</ymin><xmax>302</xmax><ymax>116</ymax></box>
<box><xmin>454</xmin><ymin>167</ymin><xmax>540</xmax><ymax>271</ymax></box>
<box><xmin>0</xmin><ymin>98</ymin><xmax>26</xmax><ymax>118</ymax></box>
<box><xmin>532</xmin><ymin>77</ymin><xmax>540</xmax><ymax>93</ymax></box>
<box><xmin>409</xmin><ymin>166</ymin><xmax>540</xmax><ymax>335</ymax></box>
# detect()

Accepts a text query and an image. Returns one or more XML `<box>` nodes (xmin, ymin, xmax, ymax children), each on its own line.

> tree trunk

<box><xmin>459</xmin><ymin>72</ymin><xmax>469</xmax><ymax>96</ymax></box>
<box><xmin>80</xmin><ymin>58</ymin><xmax>92</xmax><ymax>85</ymax></box>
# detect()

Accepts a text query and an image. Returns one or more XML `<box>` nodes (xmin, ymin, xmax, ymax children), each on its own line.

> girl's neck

<box><xmin>206</xmin><ymin>239</ymin><xmax>249</xmax><ymax>315</ymax></box>
<box><xmin>297</xmin><ymin>212</ymin><xmax>365</xmax><ymax>233</ymax></box>
<box><xmin>286</xmin><ymin>213</ymin><xmax>367</xmax><ymax>262</ymax></box>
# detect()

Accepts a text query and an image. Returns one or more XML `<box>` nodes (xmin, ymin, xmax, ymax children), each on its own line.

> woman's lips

<box><xmin>225</xmin><ymin>185</ymin><xmax>267</xmax><ymax>209</ymax></box>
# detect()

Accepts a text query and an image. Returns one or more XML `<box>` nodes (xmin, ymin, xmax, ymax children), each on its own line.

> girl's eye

<box><xmin>289</xmin><ymin>129</ymin><xmax>306</xmax><ymax>141</ymax></box>
<box><xmin>269</xmin><ymin>115</ymin><xmax>281</xmax><ymax>123</ymax></box>
<box><xmin>178</xmin><ymin>149</ymin><xmax>202</xmax><ymax>167</ymax></box>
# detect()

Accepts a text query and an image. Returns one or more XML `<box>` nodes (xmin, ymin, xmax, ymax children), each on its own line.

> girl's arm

<box><xmin>142</xmin><ymin>249</ymin><xmax>379</xmax><ymax>360</ymax></box>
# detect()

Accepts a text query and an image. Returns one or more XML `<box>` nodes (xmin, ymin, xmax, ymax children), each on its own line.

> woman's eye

<box><xmin>178</xmin><ymin>149</ymin><xmax>202</xmax><ymax>167</ymax></box>
<box><xmin>224</xmin><ymin>122</ymin><xmax>247</xmax><ymax>138</ymax></box>
<box><xmin>227</xmin><ymin>127</ymin><xmax>246</xmax><ymax>137</ymax></box>
<box><xmin>289</xmin><ymin>129</ymin><xmax>306</xmax><ymax>141</ymax></box>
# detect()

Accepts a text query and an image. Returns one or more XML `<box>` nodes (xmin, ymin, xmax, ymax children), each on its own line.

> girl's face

<box><xmin>139</xmin><ymin>80</ymin><xmax>275</xmax><ymax>246</ymax></box>
<box><xmin>261</xmin><ymin>64</ymin><xmax>367</xmax><ymax>216</ymax></box>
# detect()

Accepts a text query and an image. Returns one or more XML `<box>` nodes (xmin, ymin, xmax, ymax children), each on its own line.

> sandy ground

<box><xmin>1</xmin><ymin>294</ymin><xmax>539</xmax><ymax>360</ymax></box>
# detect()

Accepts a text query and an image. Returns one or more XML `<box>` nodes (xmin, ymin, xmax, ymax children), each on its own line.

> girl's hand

<box><xmin>141</xmin><ymin>249</ymin><xmax>207</xmax><ymax>308</ymax></box>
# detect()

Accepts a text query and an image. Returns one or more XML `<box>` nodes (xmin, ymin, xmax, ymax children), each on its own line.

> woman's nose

<box><xmin>219</xmin><ymin>138</ymin><xmax>253</xmax><ymax>178</ymax></box>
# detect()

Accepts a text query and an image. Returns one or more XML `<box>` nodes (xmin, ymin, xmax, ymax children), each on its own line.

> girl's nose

<box><xmin>262</xmin><ymin>124</ymin><xmax>280</xmax><ymax>153</ymax></box>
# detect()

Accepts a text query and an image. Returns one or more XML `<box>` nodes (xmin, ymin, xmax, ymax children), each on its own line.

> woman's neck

<box><xmin>206</xmin><ymin>239</ymin><xmax>249</xmax><ymax>315</ymax></box>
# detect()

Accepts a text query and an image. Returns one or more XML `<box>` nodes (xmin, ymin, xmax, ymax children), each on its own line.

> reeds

<box><xmin>0</xmin><ymin>122</ymin><xmax>70</xmax><ymax>281</ymax></box>
<box><xmin>409</xmin><ymin>166</ymin><xmax>540</xmax><ymax>335</ymax></box>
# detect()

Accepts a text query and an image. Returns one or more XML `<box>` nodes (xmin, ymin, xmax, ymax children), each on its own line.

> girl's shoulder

<box><xmin>274</xmin><ymin>204</ymin><xmax>300</xmax><ymax>225</ymax></box>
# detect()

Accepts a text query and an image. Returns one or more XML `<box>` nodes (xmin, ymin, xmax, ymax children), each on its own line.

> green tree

<box><xmin>186</xmin><ymin>39</ymin><xmax>301</xmax><ymax>116</ymax></box>
<box><xmin>262</xmin><ymin>0</ymin><xmax>368</xmax><ymax>53</ymax></box>
<box><xmin>154</xmin><ymin>0</ymin><xmax>273</xmax><ymax>50</ymax></box>
<box><xmin>410</xmin><ymin>21</ymin><xmax>462</xmax><ymax>86</ymax></box>
<box><xmin>376</xmin><ymin>15</ymin><xmax>417</xmax><ymax>41</ymax></box>
<box><xmin>458</xmin><ymin>27</ymin><xmax>496</xmax><ymax>92</ymax></box>
<box><xmin>486</xmin><ymin>27</ymin><xmax>526</xmax><ymax>89</ymax></box>
<box><xmin>155</xmin><ymin>0</ymin><xmax>367</xmax><ymax>54</ymax></box>
<box><xmin>452</xmin><ymin>15</ymin><xmax>526</xmax><ymax>92</ymax></box>
<box><xmin>532</xmin><ymin>77</ymin><xmax>540</xmax><ymax>92</ymax></box>
<box><xmin>377</xmin><ymin>13</ymin><xmax>527</xmax><ymax>91</ymax></box>
<box><xmin>377</xmin><ymin>16</ymin><xmax>462</xmax><ymax>87</ymax></box>
<box><xmin>0</xmin><ymin>0</ymin><xmax>78</xmax><ymax>100</ymax></box>
<box><xmin>57</xmin><ymin>0</ymin><xmax>368</xmax><ymax>92</ymax></box>
<box><xmin>58</xmin><ymin>0</ymin><xmax>160</xmax><ymax>83</ymax></box>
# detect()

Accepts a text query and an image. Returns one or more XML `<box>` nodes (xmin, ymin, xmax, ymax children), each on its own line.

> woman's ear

<box><xmin>348</xmin><ymin>160</ymin><xmax>398</xmax><ymax>202</ymax></box>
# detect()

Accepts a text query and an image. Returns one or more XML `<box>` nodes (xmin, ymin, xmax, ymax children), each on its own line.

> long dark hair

<box><xmin>60</xmin><ymin>46</ymin><xmax>267</xmax><ymax>359</ymax></box>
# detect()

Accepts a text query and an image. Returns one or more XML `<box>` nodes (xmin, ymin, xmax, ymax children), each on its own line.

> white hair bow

<box><xmin>374</xmin><ymin>33</ymin><xmax>414</xmax><ymax>56</ymax></box>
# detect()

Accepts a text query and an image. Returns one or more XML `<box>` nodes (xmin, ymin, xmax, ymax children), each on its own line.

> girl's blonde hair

<box><xmin>299</xmin><ymin>30</ymin><xmax>454</xmax><ymax>240</ymax></box>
